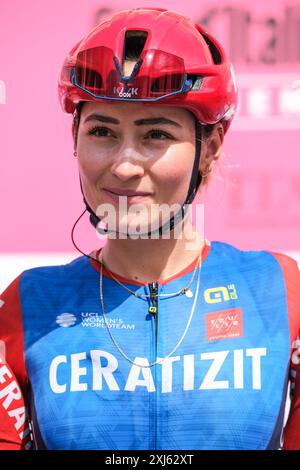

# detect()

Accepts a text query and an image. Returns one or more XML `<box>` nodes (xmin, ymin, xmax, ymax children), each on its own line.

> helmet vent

<box><xmin>124</xmin><ymin>30</ymin><xmax>148</xmax><ymax>60</ymax></box>
<box><xmin>199</xmin><ymin>32</ymin><xmax>222</xmax><ymax>64</ymax></box>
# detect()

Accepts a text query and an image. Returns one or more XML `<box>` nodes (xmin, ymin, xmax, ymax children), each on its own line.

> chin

<box><xmin>116</xmin><ymin>215</ymin><xmax>152</xmax><ymax>236</ymax></box>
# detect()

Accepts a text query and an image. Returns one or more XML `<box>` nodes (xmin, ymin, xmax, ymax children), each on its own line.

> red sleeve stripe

<box><xmin>0</xmin><ymin>357</ymin><xmax>31</xmax><ymax>450</ymax></box>
<box><xmin>0</xmin><ymin>274</ymin><xmax>29</xmax><ymax>394</ymax></box>
<box><xmin>269</xmin><ymin>252</ymin><xmax>300</xmax><ymax>354</ymax></box>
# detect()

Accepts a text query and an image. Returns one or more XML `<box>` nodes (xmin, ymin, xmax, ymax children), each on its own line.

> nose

<box><xmin>110</xmin><ymin>145</ymin><xmax>145</xmax><ymax>181</ymax></box>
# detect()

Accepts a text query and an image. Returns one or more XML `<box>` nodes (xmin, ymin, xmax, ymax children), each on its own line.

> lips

<box><xmin>103</xmin><ymin>187</ymin><xmax>152</xmax><ymax>197</ymax></box>
<box><xmin>102</xmin><ymin>187</ymin><xmax>153</xmax><ymax>205</ymax></box>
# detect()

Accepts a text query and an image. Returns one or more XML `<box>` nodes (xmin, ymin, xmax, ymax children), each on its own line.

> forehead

<box><xmin>80</xmin><ymin>101</ymin><xmax>195</xmax><ymax>124</ymax></box>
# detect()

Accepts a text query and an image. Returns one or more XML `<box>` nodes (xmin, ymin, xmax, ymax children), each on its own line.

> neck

<box><xmin>99</xmin><ymin>221</ymin><xmax>204</xmax><ymax>284</ymax></box>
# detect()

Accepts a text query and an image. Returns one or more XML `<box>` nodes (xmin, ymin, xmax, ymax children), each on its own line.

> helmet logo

<box><xmin>113</xmin><ymin>86</ymin><xmax>139</xmax><ymax>98</ymax></box>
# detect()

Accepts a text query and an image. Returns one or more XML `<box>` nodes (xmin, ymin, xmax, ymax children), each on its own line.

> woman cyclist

<box><xmin>1</xmin><ymin>7</ymin><xmax>300</xmax><ymax>450</ymax></box>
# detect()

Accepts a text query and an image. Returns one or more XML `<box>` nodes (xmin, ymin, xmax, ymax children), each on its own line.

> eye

<box><xmin>146</xmin><ymin>129</ymin><xmax>172</xmax><ymax>140</ymax></box>
<box><xmin>87</xmin><ymin>126</ymin><xmax>113</xmax><ymax>137</ymax></box>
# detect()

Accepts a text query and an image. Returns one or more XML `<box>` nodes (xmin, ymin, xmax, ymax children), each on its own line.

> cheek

<box><xmin>77</xmin><ymin>151</ymin><xmax>106</xmax><ymax>211</ymax></box>
<box><xmin>152</xmin><ymin>142</ymin><xmax>195</xmax><ymax>190</ymax></box>
<box><xmin>77</xmin><ymin>140</ymin><xmax>108</xmax><ymax>182</ymax></box>
<box><xmin>78</xmin><ymin>156</ymin><xmax>102</xmax><ymax>181</ymax></box>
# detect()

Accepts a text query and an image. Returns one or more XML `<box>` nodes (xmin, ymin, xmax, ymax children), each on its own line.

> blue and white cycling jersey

<box><xmin>1</xmin><ymin>240</ymin><xmax>300</xmax><ymax>449</ymax></box>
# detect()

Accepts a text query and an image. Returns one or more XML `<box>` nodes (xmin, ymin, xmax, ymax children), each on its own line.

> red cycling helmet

<box><xmin>58</xmin><ymin>7</ymin><xmax>238</xmax><ymax>133</ymax></box>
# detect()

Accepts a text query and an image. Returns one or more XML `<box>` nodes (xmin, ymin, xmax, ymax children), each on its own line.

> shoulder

<box><xmin>0</xmin><ymin>254</ymin><xmax>98</xmax><ymax>371</ymax></box>
<box><xmin>210</xmin><ymin>240</ymin><xmax>299</xmax><ymax>275</ymax></box>
<box><xmin>0</xmin><ymin>254</ymin><xmax>97</xmax><ymax>303</ymax></box>
<box><xmin>17</xmin><ymin>254</ymin><xmax>95</xmax><ymax>288</ymax></box>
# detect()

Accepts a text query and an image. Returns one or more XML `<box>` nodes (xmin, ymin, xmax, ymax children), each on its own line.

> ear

<box><xmin>199</xmin><ymin>124</ymin><xmax>224</xmax><ymax>174</ymax></box>
<box><xmin>206</xmin><ymin>123</ymin><xmax>224</xmax><ymax>161</ymax></box>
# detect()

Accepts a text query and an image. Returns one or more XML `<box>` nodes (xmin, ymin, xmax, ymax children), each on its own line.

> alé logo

<box><xmin>204</xmin><ymin>284</ymin><xmax>238</xmax><ymax>304</ymax></box>
<box><xmin>56</xmin><ymin>312</ymin><xmax>135</xmax><ymax>330</ymax></box>
<box><xmin>113</xmin><ymin>86</ymin><xmax>139</xmax><ymax>98</ymax></box>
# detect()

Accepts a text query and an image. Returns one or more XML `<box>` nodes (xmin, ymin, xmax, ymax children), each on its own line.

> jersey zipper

<box><xmin>148</xmin><ymin>281</ymin><xmax>158</xmax><ymax>449</ymax></box>
<box><xmin>149</xmin><ymin>282</ymin><xmax>158</xmax><ymax>352</ymax></box>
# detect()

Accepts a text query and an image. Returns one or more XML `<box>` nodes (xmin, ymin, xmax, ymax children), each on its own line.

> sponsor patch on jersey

<box><xmin>204</xmin><ymin>284</ymin><xmax>238</xmax><ymax>304</ymax></box>
<box><xmin>205</xmin><ymin>308</ymin><xmax>243</xmax><ymax>341</ymax></box>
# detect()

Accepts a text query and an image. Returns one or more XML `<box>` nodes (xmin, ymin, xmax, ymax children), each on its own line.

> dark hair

<box><xmin>202</xmin><ymin>123</ymin><xmax>215</xmax><ymax>137</ymax></box>
<box><xmin>72</xmin><ymin>101</ymin><xmax>85</xmax><ymax>146</ymax></box>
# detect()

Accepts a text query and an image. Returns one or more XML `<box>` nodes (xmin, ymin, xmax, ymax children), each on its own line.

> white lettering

<box><xmin>0</xmin><ymin>364</ymin><xmax>12</xmax><ymax>383</ymax></box>
<box><xmin>200</xmin><ymin>351</ymin><xmax>229</xmax><ymax>389</ymax></box>
<box><xmin>246</xmin><ymin>348</ymin><xmax>267</xmax><ymax>390</ymax></box>
<box><xmin>125</xmin><ymin>358</ymin><xmax>155</xmax><ymax>392</ymax></box>
<box><xmin>48</xmin><ymin>348</ymin><xmax>268</xmax><ymax>393</ymax></box>
<box><xmin>291</xmin><ymin>339</ymin><xmax>300</xmax><ymax>365</ymax></box>
<box><xmin>127</xmin><ymin>204</ymin><xmax>150</xmax><ymax>239</ymax></box>
<box><xmin>49</xmin><ymin>355</ymin><xmax>67</xmax><ymax>393</ymax></box>
<box><xmin>113</xmin><ymin>86</ymin><xmax>139</xmax><ymax>98</ymax></box>
<box><xmin>183</xmin><ymin>354</ymin><xmax>195</xmax><ymax>390</ymax></box>
<box><xmin>160</xmin><ymin>356</ymin><xmax>180</xmax><ymax>393</ymax></box>
<box><xmin>106</xmin><ymin>455</ymin><xmax>140</xmax><ymax>467</ymax></box>
<box><xmin>91</xmin><ymin>350</ymin><xmax>120</xmax><ymax>391</ymax></box>
<box><xmin>234</xmin><ymin>349</ymin><xmax>244</xmax><ymax>389</ymax></box>
<box><xmin>70</xmin><ymin>352</ymin><xmax>88</xmax><ymax>391</ymax></box>
<box><xmin>96</xmin><ymin>203</ymin><xmax>117</xmax><ymax>235</ymax></box>
<box><xmin>0</xmin><ymin>381</ymin><xmax>21</xmax><ymax>409</ymax></box>
<box><xmin>8</xmin><ymin>406</ymin><xmax>26</xmax><ymax>430</ymax></box>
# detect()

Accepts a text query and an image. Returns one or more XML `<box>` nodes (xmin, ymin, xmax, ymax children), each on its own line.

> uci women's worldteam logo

<box><xmin>56</xmin><ymin>313</ymin><xmax>77</xmax><ymax>328</ymax></box>
<box><xmin>81</xmin><ymin>313</ymin><xmax>135</xmax><ymax>330</ymax></box>
<box><xmin>55</xmin><ymin>312</ymin><xmax>135</xmax><ymax>329</ymax></box>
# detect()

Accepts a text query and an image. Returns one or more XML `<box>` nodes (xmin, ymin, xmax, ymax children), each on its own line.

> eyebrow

<box><xmin>83</xmin><ymin>113</ymin><xmax>182</xmax><ymax>128</ymax></box>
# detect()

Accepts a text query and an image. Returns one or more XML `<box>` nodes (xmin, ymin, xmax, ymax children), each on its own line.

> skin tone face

<box><xmin>74</xmin><ymin>100</ymin><xmax>223</xmax><ymax>282</ymax></box>
<box><xmin>77</xmin><ymin>101</ymin><xmax>195</xmax><ymax>232</ymax></box>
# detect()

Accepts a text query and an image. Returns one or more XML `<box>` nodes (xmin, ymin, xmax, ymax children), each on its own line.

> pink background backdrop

<box><xmin>0</xmin><ymin>0</ymin><xmax>299</xmax><ymax>254</ymax></box>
